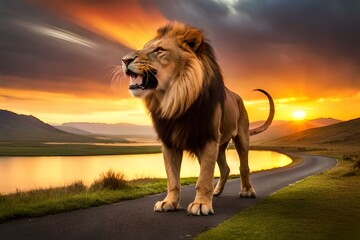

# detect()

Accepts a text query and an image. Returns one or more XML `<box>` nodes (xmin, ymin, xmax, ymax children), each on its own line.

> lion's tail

<box><xmin>249</xmin><ymin>89</ymin><xmax>275</xmax><ymax>136</ymax></box>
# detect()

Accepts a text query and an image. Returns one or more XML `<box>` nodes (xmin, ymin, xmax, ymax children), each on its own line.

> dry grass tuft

<box><xmin>90</xmin><ymin>169</ymin><xmax>128</xmax><ymax>190</ymax></box>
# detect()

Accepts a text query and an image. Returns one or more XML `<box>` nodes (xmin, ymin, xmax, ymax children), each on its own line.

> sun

<box><xmin>292</xmin><ymin>110</ymin><xmax>307</xmax><ymax>121</ymax></box>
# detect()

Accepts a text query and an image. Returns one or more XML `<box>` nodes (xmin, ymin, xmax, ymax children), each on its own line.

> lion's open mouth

<box><xmin>127</xmin><ymin>69</ymin><xmax>158</xmax><ymax>90</ymax></box>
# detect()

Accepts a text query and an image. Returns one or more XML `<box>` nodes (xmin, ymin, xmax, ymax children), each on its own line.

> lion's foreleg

<box><xmin>154</xmin><ymin>146</ymin><xmax>183</xmax><ymax>212</ymax></box>
<box><xmin>187</xmin><ymin>141</ymin><xmax>218</xmax><ymax>215</ymax></box>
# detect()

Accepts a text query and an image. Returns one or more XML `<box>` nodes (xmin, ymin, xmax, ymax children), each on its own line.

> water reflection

<box><xmin>0</xmin><ymin>150</ymin><xmax>292</xmax><ymax>193</ymax></box>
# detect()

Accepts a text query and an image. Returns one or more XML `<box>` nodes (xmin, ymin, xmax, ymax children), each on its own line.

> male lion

<box><xmin>122</xmin><ymin>22</ymin><xmax>274</xmax><ymax>216</ymax></box>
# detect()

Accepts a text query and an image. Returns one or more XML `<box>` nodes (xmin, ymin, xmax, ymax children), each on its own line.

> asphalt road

<box><xmin>0</xmin><ymin>153</ymin><xmax>336</xmax><ymax>240</ymax></box>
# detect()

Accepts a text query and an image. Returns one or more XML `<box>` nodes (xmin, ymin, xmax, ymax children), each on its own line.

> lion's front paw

<box><xmin>154</xmin><ymin>200</ymin><xmax>181</xmax><ymax>212</ymax></box>
<box><xmin>239</xmin><ymin>187</ymin><xmax>256</xmax><ymax>198</ymax></box>
<box><xmin>187</xmin><ymin>202</ymin><xmax>214</xmax><ymax>216</ymax></box>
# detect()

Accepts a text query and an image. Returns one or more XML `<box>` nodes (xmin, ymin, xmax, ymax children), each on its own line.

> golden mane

<box><xmin>146</xmin><ymin>22</ymin><xmax>212</xmax><ymax>119</ymax></box>
<box><xmin>160</xmin><ymin>58</ymin><xmax>204</xmax><ymax>119</ymax></box>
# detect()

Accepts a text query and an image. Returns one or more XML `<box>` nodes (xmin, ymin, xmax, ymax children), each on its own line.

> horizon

<box><xmin>1</xmin><ymin>1</ymin><xmax>359</xmax><ymax>125</ymax></box>
<box><xmin>0</xmin><ymin>108</ymin><xmax>349</xmax><ymax>127</ymax></box>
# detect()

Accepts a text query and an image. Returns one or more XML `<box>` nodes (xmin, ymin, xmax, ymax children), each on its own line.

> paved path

<box><xmin>0</xmin><ymin>153</ymin><xmax>336</xmax><ymax>240</ymax></box>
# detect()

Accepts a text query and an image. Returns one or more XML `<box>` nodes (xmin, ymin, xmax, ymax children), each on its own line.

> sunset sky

<box><xmin>1</xmin><ymin>0</ymin><xmax>359</xmax><ymax>125</ymax></box>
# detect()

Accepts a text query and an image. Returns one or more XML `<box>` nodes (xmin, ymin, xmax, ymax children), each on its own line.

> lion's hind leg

<box><xmin>213</xmin><ymin>142</ymin><xmax>230</xmax><ymax>196</ymax></box>
<box><xmin>233</xmin><ymin>133</ymin><xmax>256</xmax><ymax>198</ymax></box>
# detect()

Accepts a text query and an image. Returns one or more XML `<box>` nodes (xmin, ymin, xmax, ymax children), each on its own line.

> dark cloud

<box><xmin>0</xmin><ymin>0</ymin><xmax>129</xmax><ymax>94</ymax></box>
<box><xmin>155</xmin><ymin>0</ymin><xmax>360</xmax><ymax>96</ymax></box>
<box><xmin>238</xmin><ymin>0</ymin><xmax>360</xmax><ymax>58</ymax></box>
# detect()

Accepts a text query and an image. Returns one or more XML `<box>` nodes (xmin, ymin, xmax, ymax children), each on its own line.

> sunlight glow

<box><xmin>292</xmin><ymin>110</ymin><xmax>307</xmax><ymax>121</ymax></box>
<box><xmin>0</xmin><ymin>87</ymin><xmax>152</xmax><ymax>125</ymax></box>
<box><xmin>2</xmin><ymin>84</ymin><xmax>360</xmax><ymax>124</ymax></box>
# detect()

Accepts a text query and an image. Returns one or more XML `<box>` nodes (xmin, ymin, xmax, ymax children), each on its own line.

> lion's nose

<box><xmin>121</xmin><ymin>58</ymin><xmax>131</xmax><ymax>67</ymax></box>
<box><xmin>122</xmin><ymin>55</ymin><xmax>137</xmax><ymax>67</ymax></box>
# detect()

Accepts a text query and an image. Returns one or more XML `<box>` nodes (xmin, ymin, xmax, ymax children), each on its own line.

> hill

<box><xmin>54</xmin><ymin>125</ymin><xmax>93</xmax><ymax>135</ymax></box>
<box><xmin>262</xmin><ymin>117</ymin><xmax>360</xmax><ymax>148</ymax></box>
<box><xmin>60</xmin><ymin>118</ymin><xmax>340</xmax><ymax>143</ymax></box>
<box><xmin>250</xmin><ymin>118</ymin><xmax>341</xmax><ymax>143</ymax></box>
<box><xmin>0</xmin><ymin>110</ymin><xmax>101</xmax><ymax>142</ymax></box>
<box><xmin>60</xmin><ymin>122</ymin><xmax>157</xmax><ymax>138</ymax></box>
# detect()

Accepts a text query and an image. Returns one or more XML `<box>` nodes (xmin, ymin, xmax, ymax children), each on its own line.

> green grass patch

<box><xmin>0</xmin><ymin>170</ymin><xmax>197</xmax><ymax>222</ymax></box>
<box><xmin>0</xmin><ymin>142</ymin><xmax>162</xmax><ymax>156</ymax></box>
<box><xmin>196</xmin><ymin>152</ymin><xmax>360</xmax><ymax>240</ymax></box>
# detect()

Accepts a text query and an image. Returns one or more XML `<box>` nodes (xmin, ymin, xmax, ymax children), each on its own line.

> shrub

<box><xmin>65</xmin><ymin>181</ymin><xmax>87</xmax><ymax>193</ymax></box>
<box><xmin>343</xmin><ymin>154</ymin><xmax>359</xmax><ymax>161</ymax></box>
<box><xmin>91</xmin><ymin>170</ymin><xmax>128</xmax><ymax>190</ymax></box>
<box><xmin>353</xmin><ymin>159</ymin><xmax>360</xmax><ymax>170</ymax></box>
<box><xmin>342</xmin><ymin>159</ymin><xmax>360</xmax><ymax>177</ymax></box>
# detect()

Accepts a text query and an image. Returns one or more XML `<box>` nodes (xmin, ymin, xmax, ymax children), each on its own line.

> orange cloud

<box><xmin>35</xmin><ymin>0</ymin><xmax>167</xmax><ymax>50</ymax></box>
<box><xmin>0</xmin><ymin>86</ymin><xmax>152</xmax><ymax>125</ymax></box>
<box><xmin>0</xmin><ymin>75</ymin><xmax>126</xmax><ymax>99</ymax></box>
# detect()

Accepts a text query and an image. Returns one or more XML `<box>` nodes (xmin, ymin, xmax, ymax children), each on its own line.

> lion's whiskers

<box><xmin>106</xmin><ymin>65</ymin><xmax>126</xmax><ymax>89</ymax></box>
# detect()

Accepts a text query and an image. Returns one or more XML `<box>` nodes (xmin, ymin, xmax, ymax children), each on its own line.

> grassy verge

<box><xmin>196</xmin><ymin>151</ymin><xmax>360</xmax><ymax>240</ymax></box>
<box><xmin>0</xmin><ymin>142</ymin><xmax>162</xmax><ymax>156</ymax></box>
<box><xmin>0</xmin><ymin>170</ymin><xmax>197</xmax><ymax>223</ymax></box>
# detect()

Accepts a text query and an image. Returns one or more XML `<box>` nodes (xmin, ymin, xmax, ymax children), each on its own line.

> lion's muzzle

<box><xmin>122</xmin><ymin>52</ymin><xmax>158</xmax><ymax>95</ymax></box>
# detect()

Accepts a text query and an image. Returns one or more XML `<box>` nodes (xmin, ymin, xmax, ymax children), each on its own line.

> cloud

<box><xmin>1</xmin><ymin>0</ymin><xmax>359</xmax><ymax>101</ymax></box>
<box><xmin>154</xmin><ymin>0</ymin><xmax>360</xmax><ymax>98</ymax></box>
<box><xmin>14</xmin><ymin>20</ymin><xmax>96</xmax><ymax>49</ymax></box>
<box><xmin>0</xmin><ymin>0</ymin><xmax>129</xmax><ymax>95</ymax></box>
<box><xmin>34</xmin><ymin>0</ymin><xmax>168</xmax><ymax>50</ymax></box>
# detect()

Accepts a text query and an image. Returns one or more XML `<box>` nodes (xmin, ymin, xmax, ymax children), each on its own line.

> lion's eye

<box><xmin>154</xmin><ymin>47</ymin><xmax>165</xmax><ymax>53</ymax></box>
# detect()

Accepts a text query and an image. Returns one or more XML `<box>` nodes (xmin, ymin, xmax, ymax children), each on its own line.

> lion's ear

<box><xmin>182</xmin><ymin>29</ymin><xmax>203</xmax><ymax>52</ymax></box>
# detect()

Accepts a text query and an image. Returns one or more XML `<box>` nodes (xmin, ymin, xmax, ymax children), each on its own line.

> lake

<box><xmin>0</xmin><ymin>150</ymin><xmax>292</xmax><ymax>194</ymax></box>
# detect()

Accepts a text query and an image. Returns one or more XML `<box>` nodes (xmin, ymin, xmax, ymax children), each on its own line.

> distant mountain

<box><xmin>60</xmin><ymin>118</ymin><xmax>341</xmax><ymax>142</ymax></box>
<box><xmin>250</xmin><ymin>120</ymin><xmax>288</xmax><ymax>128</ymax></box>
<box><xmin>54</xmin><ymin>125</ymin><xmax>93</xmax><ymax>135</ymax></box>
<box><xmin>262</xmin><ymin>117</ymin><xmax>360</xmax><ymax>147</ymax></box>
<box><xmin>60</xmin><ymin>122</ymin><xmax>157</xmax><ymax>138</ymax></box>
<box><xmin>250</xmin><ymin>118</ymin><xmax>342</xmax><ymax>143</ymax></box>
<box><xmin>308</xmin><ymin>118</ymin><xmax>342</xmax><ymax>126</ymax></box>
<box><xmin>0</xmin><ymin>110</ymin><xmax>101</xmax><ymax>142</ymax></box>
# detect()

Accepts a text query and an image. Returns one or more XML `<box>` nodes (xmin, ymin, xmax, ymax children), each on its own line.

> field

<box><xmin>196</xmin><ymin>149</ymin><xmax>360</xmax><ymax>240</ymax></box>
<box><xmin>0</xmin><ymin>142</ymin><xmax>162</xmax><ymax>156</ymax></box>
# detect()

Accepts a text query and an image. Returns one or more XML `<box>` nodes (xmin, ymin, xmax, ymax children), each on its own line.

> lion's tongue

<box><xmin>129</xmin><ymin>75</ymin><xmax>143</xmax><ymax>89</ymax></box>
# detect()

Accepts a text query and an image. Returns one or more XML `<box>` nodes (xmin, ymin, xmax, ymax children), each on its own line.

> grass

<box><xmin>195</xmin><ymin>151</ymin><xmax>360</xmax><ymax>240</ymax></box>
<box><xmin>0</xmin><ymin>170</ymin><xmax>197</xmax><ymax>222</ymax></box>
<box><xmin>0</xmin><ymin>142</ymin><xmax>162</xmax><ymax>156</ymax></box>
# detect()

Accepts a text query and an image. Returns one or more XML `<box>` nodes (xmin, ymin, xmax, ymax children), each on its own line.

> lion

<box><xmin>121</xmin><ymin>22</ymin><xmax>274</xmax><ymax>216</ymax></box>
